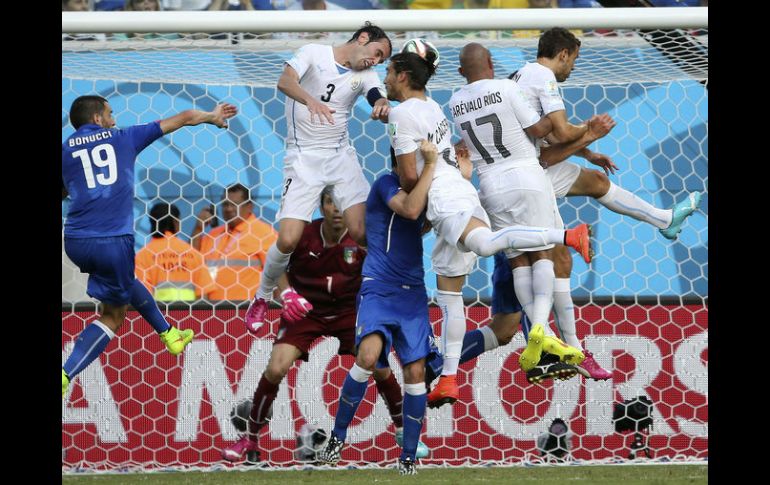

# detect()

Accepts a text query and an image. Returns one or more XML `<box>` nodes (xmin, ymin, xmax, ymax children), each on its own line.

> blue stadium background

<box><xmin>62</xmin><ymin>45</ymin><xmax>707</xmax><ymax>300</ymax></box>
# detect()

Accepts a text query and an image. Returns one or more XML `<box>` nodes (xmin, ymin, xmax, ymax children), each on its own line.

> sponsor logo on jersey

<box><xmin>546</xmin><ymin>80</ymin><xmax>559</xmax><ymax>97</ymax></box>
<box><xmin>344</xmin><ymin>247</ymin><xmax>357</xmax><ymax>264</ymax></box>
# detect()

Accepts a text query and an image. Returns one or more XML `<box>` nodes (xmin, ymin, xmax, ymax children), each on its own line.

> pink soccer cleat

<box><xmin>222</xmin><ymin>435</ymin><xmax>260</xmax><ymax>462</ymax></box>
<box><xmin>577</xmin><ymin>350</ymin><xmax>612</xmax><ymax>380</ymax></box>
<box><xmin>244</xmin><ymin>297</ymin><xmax>268</xmax><ymax>334</ymax></box>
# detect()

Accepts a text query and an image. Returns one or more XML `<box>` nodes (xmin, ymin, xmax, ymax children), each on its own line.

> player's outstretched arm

<box><xmin>546</xmin><ymin>109</ymin><xmax>588</xmax><ymax>144</ymax></box>
<box><xmin>541</xmin><ymin>114</ymin><xmax>618</xmax><ymax>174</ymax></box>
<box><xmin>388</xmin><ymin>140</ymin><xmax>437</xmax><ymax>220</ymax></box>
<box><xmin>277</xmin><ymin>64</ymin><xmax>336</xmax><ymax>125</ymax></box>
<box><xmin>159</xmin><ymin>103</ymin><xmax>238</xmax><ymax>134</ymax></box>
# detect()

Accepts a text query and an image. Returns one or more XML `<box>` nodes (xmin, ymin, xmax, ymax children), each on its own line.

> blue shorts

<box><xmin>491</xmin><ymin>252</ymin><xmax>523</xmax><ymax>316</ymax></box>
<box><xmin>355</xmin><ymin>280</ymin><xmax>432</xmax><ymax>369</ymax></box>
<box><xmin>64</xmin><ymin>235</ymin><xmax>135</xmax><ymax>306</ymax></box>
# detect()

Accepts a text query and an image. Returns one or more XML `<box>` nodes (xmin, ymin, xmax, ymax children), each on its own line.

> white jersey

<box><xmin>387</xmin><ymin>97</ymin><xmax>461</xmax><ymax>180</ymax></box>
<box><xmin>285</xmin><ymin>44</ymin><xmax>383</xmax><ymax>151</ymax></box>
<box><xmin>510</xmin><ymin>62</ymin><xmax>566</xmax><ymax>118</ymax></box>
<box><xmin>449</xmin><ymin>78</ymin><xmax>542</xmax><ymax>175</ymax></box>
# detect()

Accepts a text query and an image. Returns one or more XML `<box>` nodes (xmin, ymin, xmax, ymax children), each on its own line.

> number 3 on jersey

<box><xmin>72</xmin><ymin>143</ymin><xmax>118</xmax><ymax>189</ymax></box>
<box><xmin>320</xmin><ymin>83</ymin><xmax>335</xmax><ymax>102</ymax></box>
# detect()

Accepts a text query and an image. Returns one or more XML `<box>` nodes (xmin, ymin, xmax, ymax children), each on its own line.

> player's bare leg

<box><xmin>568</xmin><ymin>167</ymin><xmax>701</xmax><ymax>240</ymax></box>
<box><xmin>245</xmin><ymin>218</ymin><xmax>307</xmax><ymax>332</ymax></box>
<box><xmin>341</xmin><ymin>202</ymin><xmax>367</xmax><ymax>247</ymax></box>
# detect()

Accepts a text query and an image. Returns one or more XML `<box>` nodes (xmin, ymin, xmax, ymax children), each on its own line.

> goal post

<box><xmin>62</xmin><ymin>8</ymin><xmax>707</xmax><ymax>471</ymax></box>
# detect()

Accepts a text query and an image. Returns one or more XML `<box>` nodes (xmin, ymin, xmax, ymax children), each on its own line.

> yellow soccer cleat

<box><xmin>62</xmin><ymin>369</ymin><xmax>70</xmax><ymax>398</ymax></box>
<box><xmin>519</xmin><ymin>323</ymin><xmax>545</xmax><ymax>372</ymax></box>
<box><xmin>159</xmin><ymin>327</ymin><xmax>195</xmax><ymax>356</ymax></box>
<box><xmin>542</xmin><ymin>335</ymin><xmax>585</xmax><ymax>366</ymax></box>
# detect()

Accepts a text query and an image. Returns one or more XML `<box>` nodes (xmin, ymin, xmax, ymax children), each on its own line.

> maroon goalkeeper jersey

<box><xmin>287</xmin><ymin>219</ymin><xmax>364</xmax><ymax>318</ymax></box>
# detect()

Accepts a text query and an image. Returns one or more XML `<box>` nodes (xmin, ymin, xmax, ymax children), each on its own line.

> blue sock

<box><xmin>400</xmin><ymin>386</ymin><xmax>427</xmax><ymax>461</ymax></box>
<box><xmin>424</xmin><ymin>352</ymin><xmax>443</xmax><ymax>384</ymax></box>
<box><xmin>425</xmin><ymin>329</ymin><xmax>487</xmax><ymax>383</ymax></box>
<box><xmin>459</xmin><ymin>329</ymin><xmax>487</xmax><ymax>365</ymax></box>
<box><xmin>332</xmin><ymin>373</ymin><xmax>368</xmax><ymax>442</ymax></box>
<box><xmin>130</xmin><ymin>279</ymin><xmax>171</xmax><ymax>334</ymax></box>
<box><xmin>63</xmin><ymin>321</ymin><xmax>114</xmax><ymax>378</ymax></box>
<box><xmin>521</xmin><ymin>313</ymin><xmax>532</xmax><ymax>342</ymax></box>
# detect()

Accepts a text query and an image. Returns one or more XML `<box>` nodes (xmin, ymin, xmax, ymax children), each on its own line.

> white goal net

<box><xmin>62</xmin><ymin>9</ymin><xmax>707</xmax><ymax>471</ymax></box>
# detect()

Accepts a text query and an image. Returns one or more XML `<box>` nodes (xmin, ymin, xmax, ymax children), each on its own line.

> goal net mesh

<box><xmin>62</xmin><ymin>28</ymin><xmax>707</xmax><ymax>470</ymax></box>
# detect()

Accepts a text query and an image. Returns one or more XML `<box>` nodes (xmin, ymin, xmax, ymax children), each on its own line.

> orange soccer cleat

<box><xmin>427</xmin><ymin>375</ymin><xmax>459</xmax><ymax>409</ymax></box>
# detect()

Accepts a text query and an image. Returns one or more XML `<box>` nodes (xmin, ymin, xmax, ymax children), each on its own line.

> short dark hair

<box><xmin>226</xmin><ymin>183</ymin><xmax>251</xmax><ymax>202</ymax></box>
<box><xmin>320</xmin><ymin>186</ymin><xmax>334</xmax><ymax>207</ymax></box>
<box><xmin>149</xmin><ymin>202</ymin><xmax>180</xmax><ymax>237</ymax></box>
<box><xmin>390</xmin><ymin>52</ymin><xmax>437</xmax><ymax>91</ymax></box>
<box><xmin>537</xmin><ymin>27</ymin><xmax>581</xmax><ymax>59</ymax></box>
<box><xmin>69</xmin><ymin>95</ymin><xmax>108</xmax><ymax>129</ymax></box>
<box><xmin>349</xmin><ymin>21</ymin><xmax>392</xmax><ymax>58</ymax></box>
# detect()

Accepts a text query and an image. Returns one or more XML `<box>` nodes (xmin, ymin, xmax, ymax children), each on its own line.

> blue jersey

<box><xmin>362</xmin><ymin>172</ymin><xmax>425</xmax><ymax>287</ymax></box>
<box><xmin>62</xmin><ymin>122</ymin><xmax>163</xmax><ymax>238</ymax></box>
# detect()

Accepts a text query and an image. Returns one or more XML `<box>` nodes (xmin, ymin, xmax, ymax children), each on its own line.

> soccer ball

<box><xmin>230</xmin><ymin>399</ymin><xmax>253</xmax><ymax>433</ymax></box>
<box><xmin>295</xmin><ymin>423</ymin><xmax>329</xmax><ymax>463</ymax></box>
<box><xmin>401</xmin><ymin>38</ymin><xmax>440</xmax><ymax>69</ymax></box>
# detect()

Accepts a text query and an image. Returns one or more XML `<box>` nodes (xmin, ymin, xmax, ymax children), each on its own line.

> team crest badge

<box><xmin>388</xmin><ymin>122</ymin><xmax>397</xmax><ymax>137</ymax></box>
<box><xmin>350</xmin><ymin>75</ymin><xmax>362</xmax><ymax>91</ymax></box>
<box><xmin>344</xmin><ymin>247</ymin><xmax>357</xmax><ymax>264</ymax></box>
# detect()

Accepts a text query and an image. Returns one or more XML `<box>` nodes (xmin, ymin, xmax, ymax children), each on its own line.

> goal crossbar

<box><xmin>62</xmin><ymin>7</ymin><xmax>708</xmax><ymax>34</ymax></box>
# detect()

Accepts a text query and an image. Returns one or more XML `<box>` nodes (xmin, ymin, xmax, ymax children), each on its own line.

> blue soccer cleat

<box><xmin>395</xmin><ymin>428</ymin><xmax>429</xmax><ymax>459</ymax></box>
<box><xmin>660</xmin><ymin>191</ymin><xmax>702</xmax><ymax>240</ymax></box>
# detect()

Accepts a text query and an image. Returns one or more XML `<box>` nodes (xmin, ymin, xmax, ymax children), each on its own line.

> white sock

<box><xmin>531</xmin><ymin>259</ymin><xmax>555</xmax><ymax>328</ymax></box>
<box><xmin>349</xmin><ymin>363</ymin><xmax>373</xmax><ymax>383</ymax></box>
<box><xmin>404</xmin><ymin>383</ymin><xmax>427</xmax><ymax>396</ymax></box>
<box><xmin>93</xmin><ymin>320</ymin><xmax>116</xmax><ymax>339</ymax></box>
<box><xmin>479</xmin><ymin>325</ymin><xmax>500</xmax><ymax>351</ymax></box>
<box><xmin>597</xmin><ymin>182</ymin><xmax>672</xmax><ymax>229</ymax></box>
<box><xmin>463</xmin><ymin>226</ymin><xmax>564</xmax><ymax>257</ymax></box>
<box><xmin>513</xmin><ymin>266</ymin><xmax>556</xmax><ymax>337</ymax></box>
<box><xmin>552</xmin><ymin>278</ymin><xmax>582</xmax><ymax>349</ymax></box>
<box><xmin>436</xmin><ymin>290</ymin><xmax>465</xmax><ymax>376</ymax></box>
<box><xmin>256</xmin><ymin>245</ymin><xmax>292</xmax><ymax>300</ymax></box>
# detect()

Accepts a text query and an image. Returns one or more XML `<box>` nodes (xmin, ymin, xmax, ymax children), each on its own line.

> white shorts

<box><xmin>431</xmin><ymin>237</ymin><xmax>477</xmax><ymax>277</ymax></box>
<box><xmin>427</xmin><ymin>173</ymin><xmax>490</xmax><ymax>250</ymax></box>
<box><xmin>276</xmin><ymin>146</ymin><xmax>370</xmax><ymax>222</ymax></box>
<box><xmin>545</xmin><ymin>161</ymin><xmax>582</xmax><ymax>198</ymax></box>
<box><xmin>479</xmin><ymin>163</ymin><xmax>557</xmax><ymax>258</ymax></box>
